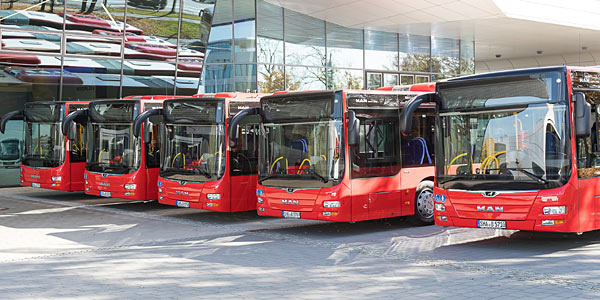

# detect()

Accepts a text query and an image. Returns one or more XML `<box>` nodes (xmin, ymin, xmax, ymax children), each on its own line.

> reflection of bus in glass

<box><xmin>0</xmin><ymin>102</ymin><xmax>88</xmax><ymax>191</ymax></box>
<box><xmin>134</xmin><ymin>93</ymin><xmax>263</xmax><ymax>211</ymax></box>
<box><xmin>399</xmin><ymin>66</ymin><xmax>600</xmax><ymax>233</ymax></box>
<box><xmin>64</xmin><ymin>98</ymin><xmax>167</xmax><ymax>200</ymax></box>
<box><xmin>0</xmin><ymin>139</ymin><xmax>22</xmax><ymax>168</ymax></box>
<box><xmin>234</xmin><ymin>89</ymin><xmax>436</xmax><ymax>223</ymax></box>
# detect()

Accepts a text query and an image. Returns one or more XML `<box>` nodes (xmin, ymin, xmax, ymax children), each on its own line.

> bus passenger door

<box><xmin>229</xmin><ymin>118</ymin><xmax>259</xmax><ymax>212</ymax></box>
<box><xmin>350</xmin><ymin>116</ymin><xmax>403</xmax><ymax>221</ymax></box>
<box><xmin>575</xmin><ymin>119</ymin><xmax>600</xmax><ymax>231</ymax></box>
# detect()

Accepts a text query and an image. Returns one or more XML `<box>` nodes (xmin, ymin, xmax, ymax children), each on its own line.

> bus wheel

<box><xmin>410</xmin><ymin>180</ymin><xmax>434</xmax><ymax>225</ymax></box>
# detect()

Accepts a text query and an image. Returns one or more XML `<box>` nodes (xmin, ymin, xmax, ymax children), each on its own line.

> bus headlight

<box><xmin>543</xmin><ymin>206</ymin><xmax>566</xmax><ymax>215</ymax></box>
<box><xmin>257</xmin><ymin>197</ymin><xmax>263</xmax><ymax>204</ymax></box>
<box><xmin>158</xmin><ymin>188</ymin><xmax>163</xmax><ymax>193</ymax></box>
<box><xmin>207</xmin><ymin>194</ymin><xmax>221</xmax><ymax>200</ymax></box>
<box><xmin>323</xmin><ymin>201</ymin><xmax>340</xmax><ymax>208</ymax></box>
<box><xmin>124</xmin><ymin>184</ymin><xmax>137</xmax><ymax>190</ymax></box>
<box><xmin>51</xmin><ymin>176</ymin><xmax>62</xmax><ymax>181</ymax></box>
<box><xmin>435</xmin><ymin>203</ymin><xmax>445</xmax><ymax>211</ymax></box>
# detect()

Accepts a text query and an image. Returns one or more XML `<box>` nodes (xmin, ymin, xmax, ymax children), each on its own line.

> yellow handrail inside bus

<box><xmin>79</xmin><ymin>124</ymin><xmax>84</xmax><ymax>156</ymax></box>
<box><xmin>98</xmin><ymin>149</ymin><xmax>107</xmax><ymax>162</ymax></box>
<box><xmin>270</xmin><ymin>156</ymin><xmax>284</xmax><ymax>174</ymax></box>
<box><xmin>320</xmin><ymin>154</ymin><xmax>326</xmax><ymax>161</ymax></box>
<box><xmin>172</xmin><ymin>153</ymin><xmax>185</xmax><ymax>167</ymax></box>
<box><xmin>446</xmin><ymin>153</ymin><xmax>467</xmax><ymax>172</ymax></box>
<box><xmin>297</xmin><ymin>158</ymin><xmax>312</xmax><ymax>174</ymax></box>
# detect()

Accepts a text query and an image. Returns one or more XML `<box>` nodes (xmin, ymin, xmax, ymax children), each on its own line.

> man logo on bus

<box><xmin>282</xmin><ymin>200</ymin><xmax>299</xmax><ymax>205</ymax></box>
<box><xmin>477</xmin><ymin>206</ymin><xmax>504</xmax><ymax>213</ymax></box>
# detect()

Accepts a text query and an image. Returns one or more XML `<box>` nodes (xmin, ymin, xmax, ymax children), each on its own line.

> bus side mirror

<box><xmin>347</xmin><ymin>110</ymin><xmax>359</xmax><ymax>146</ymax></box>
<box><xmin>229</xmin><ymin>108</ymin><xmax>262</xmax><ymax>148</ymax></box>
<box><xmin>143</xmin><ymin>120</ymin><xmax>152</xmax><ymax>143</ymax></box>
<box><xmin>62</xmin><ymin>109</ymin><xmax>88</xmax><ymax>141</ymax></box>
<box><xmin>399</xmin><ymin>93</ymin><xmax>435</xmax><ymax>134</ymax></box>
<box><xmin>67</xmin><ymin>122</ymin><xmax>78</xmax><ymax>142</ymax></box>
<box><xmin>133</xmin><ymin>108</ymin><xmax>162</xmax><ymax>142</ymax></box>
<box><xmin>0</xmin><ymin>110</ymin><xmax>24</xmax><ymax>134</ymax></box>
<box><xmin>574</xmin><ymin>92</ymin><xmax>592</xmax><ymax>138</ymax></box>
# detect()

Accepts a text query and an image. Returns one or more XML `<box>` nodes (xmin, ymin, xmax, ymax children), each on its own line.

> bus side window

<box><xmin>69</xmin><ymin>124</ymin><xmax>86</xmax><ymax>163</ymax></box>
<box><xmin>230</xmin><ymin>115</ymin><xmax>259</xmax><ymax>176</ymax></box>
<box><xmin>351</xmin><ymin>111</ymin><xmax>401</xmax><ymax>179</ymax></box>
<box><xmin>401</xmin><ymin>110</ymin><xmax>435</xmax><ymax>167</ymax></box>
<box><xmin>576</xmin><ymin>96</ymin><xmax>600</xmax><ymax>179</ymax></box>
<box><xmin>145</xmin><ymin>116</ymin><xmax>161</xmax><ymax>169</ymax></box>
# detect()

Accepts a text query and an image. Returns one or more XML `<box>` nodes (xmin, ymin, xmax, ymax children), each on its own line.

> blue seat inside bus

<box><xmin>403</xmin><ymin>137</ymin><xmax>431</xmax><ymax>165</ymax></box>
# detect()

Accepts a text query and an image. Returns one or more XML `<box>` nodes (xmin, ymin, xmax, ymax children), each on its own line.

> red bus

<box><xmin>134</xmin><ymin>93</ymin><xmax>264</xmax><ymax>211</ymax></box>
<box><xmin>399</xmin><ymin>66</ymin><xmax>600</xmax><ymax>233</ymax></box>
<box><xmin>1</xmin><ymin>101</ymin><xmax>88</xmax><ymax>191</ymax></box>
<box><xmin>230</xmin><ymin>89</ymin><xmax>436</xmax><ymax>223</ymax></box>
<box><xmin>62</xmin><ymin>98</ymin><xmax>169</xmax><ymax>200</ymax></box>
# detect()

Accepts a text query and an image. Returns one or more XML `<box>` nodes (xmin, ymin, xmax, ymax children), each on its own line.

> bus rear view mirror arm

<box><xmin>229</xmin><ymin>108</ymin><xmax>268</xmax><ymax>148</ymax></box>
<box><xmin>133</xmin><ymin>108</ymin><xmax>163</xmax><ymax>143</ymax></box>
<box><xmin>574</xmin><ymin>92</ymin><xmax>593</xmax><ymax>138</ymax></box>
<box><xmin>399</xmin><ymin>93</ymin><xmax>436</xmax><ymax>134</ymax></box>
<box><xmin>0</xmin><ymin>110</ymin><xmax>25</xmax><ymax>134</ymax></box>
<box><xmin>62</xmin><ymin>109</ymin><xmax>88</xmax><ymax>141</ymax></box>
<box><xmin>346</xmin><ymin>110</ymin><xmax>360</xmax><ymax>146</ymax></box>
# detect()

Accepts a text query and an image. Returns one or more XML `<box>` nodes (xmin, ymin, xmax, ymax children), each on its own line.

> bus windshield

<box><xmin>23</xmin><ymin>122</ymin><xmax>65</xmax><ymax>168</ymax></box>
<box><xmin>87</xmin><ymin>124</ymin><xmax>140</xmax><ymax>174</ymax></box>
<box><xmin>259</xmin><ymin>93</ymin><xmax>344</xmax><ymax>188</ymax></box>
<box><xmin>438</xmin><ymin>72</ymin><xmax>571</xmax><ymax>190</ymax></box>
<box><xmin>160</xmin><ymin>124</ymin><xmax>226</xmax><ymax>182</ymax></box>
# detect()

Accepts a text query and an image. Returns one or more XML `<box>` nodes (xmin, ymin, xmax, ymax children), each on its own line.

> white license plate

<box><xmin>31</xmin><ymin>183</ymin><xmax>40</xmax><ymax>188</ymax></box>
<box><xmin>282</xmin><ymin>211</ymin><xmax>300</xmax><ymax>219</ymax></box>
<box><xmin>477</xmin><ymin>220</ymin><xmax>506</xmax><ymax>229</ymax></box>
<box><xmin>100</xmin><ymin>191</ymin><xmax>111</xmax><ymax>197</ymax></box>
<box><xmin>176</xmin><ymin>200</ymin><xmax>190</xmax><ymax>208</ymax></box>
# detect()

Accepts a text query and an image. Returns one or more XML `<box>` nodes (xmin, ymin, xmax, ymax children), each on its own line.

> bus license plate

<box><xmin>100</xmin><ymin>191</ymin><xmax>111</xmax><ymax>197</ymax></box>
<box><xmin>31</xmin><ymin>183</ymin><xmax>40</xmax><ymax>188</ymax></box>
<box><xmin>477</xmin><ymin>220</ymin><xmax>506</xmax><ymax>229</ymax></box>
<box><xmin>283</xmin><ymin>211</ymin><xmax>300</xmax><ymax>219</ymax></box>
<box><xmin>176</xmin><ymin>200</ymin><xmax>190</xmax><ymax>208</ymax></box>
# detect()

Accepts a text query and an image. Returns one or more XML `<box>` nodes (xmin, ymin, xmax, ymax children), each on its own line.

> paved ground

<box><xmin>0</xmin><ymin>187</ymin><xmax>599</xmax><ymax>299</ymax></box>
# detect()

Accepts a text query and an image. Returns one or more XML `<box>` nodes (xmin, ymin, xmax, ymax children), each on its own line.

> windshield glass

<box><xmin>87</xmin><ymin>124</ymin><xmax>141</xmax><ymax>174</ymax></box>
<box><xmin>160</xmin><ymin>124</ymin><xmax>226</xmax><ymax>182</ymax></box>
<box><xmin>0</xmin><ymin>139</ymin><xmax>21</xmax><ymax>161</ymax></box>
<box><xmin>438</xmin><ymin>104</ymin><xmax>570</xmax><ymax>190</ymax></box>
<box><xmin>23</xmin><ymin>122</ymin><xmax>65</xmax><ymax>168</ymax></box>
<box><xmin>259</xmin><ymin>120</ymin><xmax>344</xmax><ymax>188</ymax></box>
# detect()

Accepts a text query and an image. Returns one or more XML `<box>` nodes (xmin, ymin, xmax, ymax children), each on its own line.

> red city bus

<box><xmin>399</xmin><ymin>66</ymin><xmax>600</xmax><ymax>233</ymax></box>
<box><xmin>134</xmin><ymin>93</ymin><xmax>264</xmax><ymax>211</ymax></box>
<box><xmin>1</xmin><ymin>102</ymin><xmax>88</xmax><ymax>191</ymax></box>
<box><xmin>63</xmin><ymin>98</ymin><xmax>170</xmax><ymax>200</ymax></box>
<box><xmin>230</xmin><ymin>89</ymin><xmax>436</xmax><ymax>223</ymax></box>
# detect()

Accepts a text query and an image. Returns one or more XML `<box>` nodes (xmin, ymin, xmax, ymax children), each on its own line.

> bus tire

<box><xmin>409</xmin><ymin>180</ymin><xmax>434</xmax><ymax>225</ymax></box>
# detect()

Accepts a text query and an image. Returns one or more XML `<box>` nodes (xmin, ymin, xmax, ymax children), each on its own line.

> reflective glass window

<box><xmin>286</xmin><ymin>66</ymin><xmax>326</xmax><ymax>90</ymax></box>
<box><xmin>365</xmin><ymin>30</ymin><xmax>398</xmax><ymax>71</ymax></box>
<box><xmin>257</xmin><ymin>64</ymin><xmax>286</xmax><ymax>93</ymax></box>
<box><xmin>256</xmin><ymin>0</ymin><xmax>284</xmax><ymax>64</ymax></box>
<box><xmin>203</xmin><ymin>64</ymin><xmax>233</xmax><ymax>92</ymax></box>
<box><xmin>284</xmin><ymin>10</ymin><xmax>325</xmax><ymax>66</ymax></box>
<box><xmin>206</xmin><ymin>0</ymin><xmax>233</xmax><ymax>64</ymax></box>
<box><xmin>432</xmin><ymin>37</ymin><xmax>459</xmax><ymax>75</ymax></box>
<box><xmin>326</xmin><ymin>23</ymin><xmax>363</xmax><ymax>69</ymax></box>
<box><xmin>235</xmin><ymin>64</ymin><xmax>257</xmax><ymax>92</ymax></box>
<box><xmin>460</xmin><ymin>39</ymin><xmax>475</xmax><ymax>75</ymax></box>
<box><xmin>328</xmin><ymin>69</ymin><xmax>363</xmax><ymax>90</ymax></box>
<box><xmin>399</xmin><ymin>34</ymin><xmax>430</xmax><ymax>72</ymax></box>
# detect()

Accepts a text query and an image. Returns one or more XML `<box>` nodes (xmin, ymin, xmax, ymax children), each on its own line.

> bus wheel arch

<box><xmin>410</xmin><ymin>180</ymin><xmax>434</xmax><ymax>225</ymax></box>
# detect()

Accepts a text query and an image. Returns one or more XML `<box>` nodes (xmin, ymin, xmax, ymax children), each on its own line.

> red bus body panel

<box><xmin>256</xmin><ymin>89</ymin><xmax>436</xmax><ymax>222</ymax></box>
<box><xmin>19</xmin><ymin>101</ymin><xmax>88</xmax><ymax>192</ymax></box>
<box><xmin>432</xmin><ymin>66</ymin><xmax>600</xmax><ymax>233</ymax></box>
<box><xmin>157</xmin><ymin>93</ymin><xmax>262</xmax><ymax>212</ymax></box>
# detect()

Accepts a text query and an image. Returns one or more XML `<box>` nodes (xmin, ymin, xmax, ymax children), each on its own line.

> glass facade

<box><xmin>0</xmin><ymin>0</ymin><xmax>215</xmax><ymax>186</ymax></box>
<box><xmin>0</xmin><ymin>0</ymin><xmax>475</xmax><ymax>187</ymax></box>
<box><xmin>204</xmin><ymin>0</ymin><xmax>475</xmax><ymax>93</ymax></box>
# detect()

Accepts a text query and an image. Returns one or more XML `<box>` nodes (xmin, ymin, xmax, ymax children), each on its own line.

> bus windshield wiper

<box><xmin>439</xmin><ymin>175</ymin><xmax>470</xmax><ymax>185</ymax></box>
<box><xmin>305</xmin><ymin>167</ymin><xmax>328</xmax><ymax>183</ymax></box>
<box><xmin>487</xmin><ymin>168</ymin><xmax>548</xmax><ymax>184</ymax></box>
<box><xmin>258</xmin><ymin>174</ymin><xmax>278</xmax><ymax>184</ymax></box>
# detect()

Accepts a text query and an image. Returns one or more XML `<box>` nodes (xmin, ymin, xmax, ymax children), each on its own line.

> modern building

<box><xmin>0</xmin><ymin>0</ymin><xmax>599</xmax><ymax>187</ymax></box>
